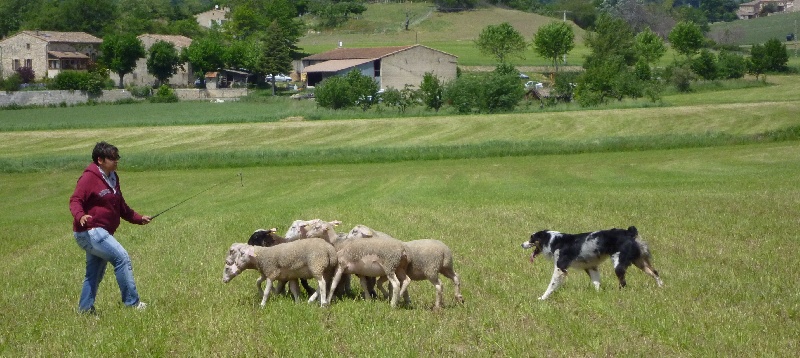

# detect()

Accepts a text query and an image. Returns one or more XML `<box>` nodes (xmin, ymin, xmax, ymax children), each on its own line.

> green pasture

<box><xmin>1</xmin><ymin>143</ymin><xmax>799</xmax><ymax>356</ymax></box>
<box><xmin>709</xmin><ymin>11</ymin><xmax>800</xmax><ymax>46</ymax></box>
<box><xmin>2</xmin><ymin>73</ymin><xmax>800</xmax><ymax>356</ymax></box>
<box><xmin>299</xmin><ymin>4</ymin><xmax>587</xmax><ymax>67</ymax></box>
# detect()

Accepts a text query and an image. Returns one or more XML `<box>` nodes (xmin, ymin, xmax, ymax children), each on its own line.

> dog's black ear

<box><xmin>627</xmin><ymin>226</ymin><xmax>638</xmax><ymax>235</ymax></box>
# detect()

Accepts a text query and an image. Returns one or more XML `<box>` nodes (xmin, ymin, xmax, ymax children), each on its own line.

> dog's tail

<box><xmin>633</xmin><ymin>237</ymin><xmax>665</xmax><ymax>288</ymax></box>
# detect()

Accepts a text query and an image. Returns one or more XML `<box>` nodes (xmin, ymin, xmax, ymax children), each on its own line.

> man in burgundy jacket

<box><xmin>69</xmin><ymin>142</ymin><xmax>151</xmax><ymax>313</ymax></box>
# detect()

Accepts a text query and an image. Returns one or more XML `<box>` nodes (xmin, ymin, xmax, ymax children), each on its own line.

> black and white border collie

<box><xmin>521</xmin><ymin>226</ymin><xmax>664</xmax><ymax>300</ymax></box>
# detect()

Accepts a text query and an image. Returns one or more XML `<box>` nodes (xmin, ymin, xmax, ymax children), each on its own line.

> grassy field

<box><xmin>709</xmin><ymin>10</ymin><xmax>800</xmax><ymax>46</ymax></box>
<box><xmin>299</xmin><ymin>4</ymin><xmax>587</xmax><ymax>67</ymax></box>
<box><xmin>1</xmin><ymin>75</ymin><xmax>800</xmax><ymax>356</ymax></box>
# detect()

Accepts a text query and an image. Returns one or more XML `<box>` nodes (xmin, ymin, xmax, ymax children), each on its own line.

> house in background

<box><xmin>737</xmin><ymin>0</ymin><xmax>796</xmax><ymax>19</ymax></box>
<box><xmin>117</xmin><ymin>34</ymin><xmax>193</xmax><ymax>88</ymax></box>
<box><xmin>195</xmin><ymin>5</ymin><xmax>229</xmax><ymax>29</ymax></box>
<box><xmin>300</xmin><ymin>44</ymin><xmax>458</xmax><ymax>90</ymax></box>
<box><xmin>0</xmin><ymin>31</ymin><xmax>102</xmax><ymax>80</ymax></box>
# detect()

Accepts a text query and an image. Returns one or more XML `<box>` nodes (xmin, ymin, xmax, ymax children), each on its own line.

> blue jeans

<box><xmin>74</xmin><ymin>228</ymin><xmax>140</xmax><ymax>312</ymax></box>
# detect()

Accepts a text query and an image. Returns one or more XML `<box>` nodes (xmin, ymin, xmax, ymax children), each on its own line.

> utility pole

<box><xmin>558</xmin><ymin>10</ymin><xmax>572</xmax><ymax>65</ymax></box>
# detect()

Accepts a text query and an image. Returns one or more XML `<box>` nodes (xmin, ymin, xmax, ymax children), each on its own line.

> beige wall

<box><xmin>0</xmin><ymin>33</ymin><xmax>47</xmax><ymax>80</ymax></box>
<box><xmin>380</xmin><ymin>46</ymin><xmax>457</xmax><ymax>90</ymax></box>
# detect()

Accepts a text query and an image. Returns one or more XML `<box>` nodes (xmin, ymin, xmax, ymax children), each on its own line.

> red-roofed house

<box><xmin>0</xmin><ymin>30</ymin><xmax>102</xmax><ymax>80</ymax></box>
<box><xmin>301</xmin><ymin>44</ymin><xmax>457</xmax><ymax>89</ymax></box>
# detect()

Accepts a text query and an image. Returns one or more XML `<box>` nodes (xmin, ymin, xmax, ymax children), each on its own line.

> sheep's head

<box><xmin>222</xmin><ymin>243</ymin><xmax>256</xmax><ymax>283</ymax></box>
<box><xmin>284</xmin><ymin>219</ymin><xmax>341</xmax><ymax>243</ymax></box>
<box><xmin>247</xmin><ymin>228</ymin><xmax>279</xmax><ymax>247</ymax></box>
<box><xmin>346</xmin><ymin>225</ymin><xmax>376</xmax><ymax>240</ymax></box>
<box><xmin>284</xmin><ymin>220</ymin><xmax>310</xmax><ymax>240</ymax></box>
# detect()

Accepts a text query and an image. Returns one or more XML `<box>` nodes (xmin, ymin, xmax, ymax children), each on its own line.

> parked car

<box><xmin>266</xmin><ymin>73</ymin><xmax>292</xmax><ymax>82</ymax></box>
<box><xmin>518</xmin><ymin>73</ymin><xmax>530</xmax><ymax>79</ymax></box>
<box><xmin>525</xmin><ymin>81</ymin><xmax>543</xmax><ymax>90</ymax></box>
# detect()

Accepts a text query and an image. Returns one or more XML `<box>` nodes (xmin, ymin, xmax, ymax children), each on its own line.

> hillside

<box><xmin>298</xmin><ymin>4</ymin><xmax>586</xmax><ymax>67</ymax></box>
<box><xmin>709</xmin><ymin>11</ymin><xmax>800</xmax><ymax>46</ymax></box>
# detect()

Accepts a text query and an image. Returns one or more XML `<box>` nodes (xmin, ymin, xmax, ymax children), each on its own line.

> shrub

<box><xmin>381</xmin><ymin>85</ymin><xmax>419</xmax><ymax>113</ymax></box>
<box><xmin>419</xmin><ymin>72</ymin><xmax>444</xmax><ymax>112</ymax></box>
<box><xmin>691</xmin><ymin>49</ymin><xmax>719</xmax><ymax>81</ymax></box>
<box><xmin>15</xmin><ymin>67</ymin><xmax>35</xmax><ymax>84</ymax></box>
<box><xmin>665</xmin><ymin>63</ymin><xmax>696</xmax><ymax>92</ymax></box>
<box><xmin>0</xmin><ymin>73</ymin><xmax>23</xmax><ymax>92</ymax></box>
<box><xmin>443</xmin><ymin>74</ymin><xmax>482</xmax><ymax>114</ymax></box>
<box><xmin>126</xmin><ymin>85</ymin><xmax>152</xmax><ymax>98</ymax></box>
<box><xmin>149</xmin><ymin>85</ymin><xmax>179</xmax><ymax>103</ymax></box>
<box><xmin>763</xmin><ymin>38</ymin><xmax>789</xmax><ymax>72</ymax></box>
<box><xmin>315</xmin><ymin>76</ymin><xmax>353</xmax><ymax>109</ymax></box>
<box><xmin>717</xmin><ymin>50</ymin><xmax>747</xmax><ymax>79</ymax></box>
<box><xmin>49</xmin><ymin>71</ymin><xmax>103</xmax><ymax>95</ymax></box>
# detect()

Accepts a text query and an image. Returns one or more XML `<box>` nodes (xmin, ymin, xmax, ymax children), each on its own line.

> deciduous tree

<box><xmin>669</xmin><ymin>21</ymin><xmax>705</xmax><ymax>59</ymax></box>
<box><xmin>475</xmin><ymin>22</ymin><xmax>528</xmax><ymax>63</ymax></box>
<box><xmin>99</xmin><ymin>33</ymin><xmax>146</xmax><ymax>88</ymax></box>
<box><xmin>147</xmin><ymin>40</ymin><xmax>182</xmax><ymax>86</ymax></box>
<box><xmin>532</xmin><ymin>21</ymin><xmax>575</xmax><ymax>72</ymax></box>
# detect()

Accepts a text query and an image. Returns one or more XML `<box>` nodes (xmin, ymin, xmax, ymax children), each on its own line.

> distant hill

<box><xmin>298</xmin><ymin>4</ymin><xmax>585</xmax><ymax>66</ymax></box>
<box><xmin>709</xmin><ymin>11</ymin><xmax>800</xmax><ymax>45</ymax></box>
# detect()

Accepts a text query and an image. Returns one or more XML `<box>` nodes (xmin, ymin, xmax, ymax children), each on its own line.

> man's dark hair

<box><xmin>92</xmin><ymin>141</ymin><xmax>119</xmax><ymax>164</ymax></box>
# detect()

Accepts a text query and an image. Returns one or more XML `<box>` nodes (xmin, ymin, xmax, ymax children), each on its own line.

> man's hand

<box><xmin>142</xmin><ymin>216</ymin><xmax>152</xmax><ymax>225</ymax></box>
<box><xmin>80</xmin><ymin>215</ymin><xmax>92</xmax><ymax>226</ymax></box>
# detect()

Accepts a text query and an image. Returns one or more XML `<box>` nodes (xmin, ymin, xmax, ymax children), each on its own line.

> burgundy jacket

<box><xmin>69</xmin><ymin>164</ymin><xmax>145</xmax><ymax>234</ymax></box>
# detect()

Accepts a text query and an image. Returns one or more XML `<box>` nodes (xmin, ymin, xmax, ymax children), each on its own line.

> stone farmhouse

<box><xmin>117</xmin><ymin>34</ymin><xmax>194</xmax><ymax>88</ymax></box>
<box><xmin>0</xmin><ymin>31</ymin><xmax>102</xmax><ymax>80</ymax></box>
<box><xmin>300</xmin><ymin>44</ymin><xmax>458</xmax><ymax>90</ymax></box>
<box><xmin>195</xmin><ymin>6</ymin><xmax>229</xmax><ymax>29</ymax></box>
<box><xmin>737</xmin><ymin>0</ymin><xmax>796</xmax><ymax>19</ymax></box>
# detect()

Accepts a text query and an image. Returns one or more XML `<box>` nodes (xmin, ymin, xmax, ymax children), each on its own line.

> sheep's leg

<box><xmin>385</xmin><ymin>272</ymin><xmax>402</xmax><ymax>308</ymax></box>
<box><xmin>317</xmin><ymin>276</ymin><xmax>329</xmax><ymax>307</ymax></box>
<box><xmin>398</xmin><ymin>272</ymin><xmax>412</xmax><ymax>307</ymax></box>
<box><xmin>260</xmin><ymin>278</ymin><xmax>274</xmax><ymax>307</ymax></box>
<box><xmin>429</xmin><ymin>276</ymin><xmax>444</xmax><ymax>309</ymax></box>
<box><xmin>256</xmin><ymin>275</ymin><xmax>266</xmax><ymax>297</ymax></box>
<box><xmin>274</xmin><ymin>280</ymin><xmax>287</xmax><ymax>295</ymax></box>
<box><xmin>358</xmin><ymin>275</ymin><xmax>374</xmax><ymax>300</ymax></box>
<box><xmin>300</xmin><ymin>278</ymin><xmax>316</xmax><ymax>297</ymax></box>
<box><xmin>327</xmin><ymin>267</ymin><xmax>345</xmax><ymax>304</ymax></box>
<box><xmin>441</xmin><ymin>268</ymin><xmax>464</xmax><ymax>304</ymax></box>
<box><xmin>288</xmin><ymin>279</ymin><xmax>301</xmax><ymax>302</ymax></box>
<box><xmin>376</xmin><ymin>276</ymin><xmax>390</xmax><ymax>300</ymax></box>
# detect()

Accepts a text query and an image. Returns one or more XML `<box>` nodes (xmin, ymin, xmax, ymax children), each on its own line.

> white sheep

<box><xmin>286</xmin><ymin>219</ymin><xmax>411</xmax><ymax>308</ymax></box>
<box><xmin>347</xmin><ymin>225</ymin><xmax>465</xmax><ymax>309</ymax></box>
<box><xmin>222</xmin><ymin>238</ymin><xmax>337</xmax><ymax>307</ymax></box>
<box><xmin>247</xmin><ymin>228</ymin><xmax>317</xmax><ymax>297</ymax></box>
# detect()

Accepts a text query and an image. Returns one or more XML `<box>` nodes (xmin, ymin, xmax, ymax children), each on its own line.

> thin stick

<box><xmin>151</xmin><ymin>174</ymin><xmax>238</xmax><ymax>220</ymax></box>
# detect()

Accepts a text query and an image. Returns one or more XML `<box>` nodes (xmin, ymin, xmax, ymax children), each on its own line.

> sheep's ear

<box><xmin>244</xmin><ymin>246</ymin><xmax>257</xmax><ymax>258</ymax></box>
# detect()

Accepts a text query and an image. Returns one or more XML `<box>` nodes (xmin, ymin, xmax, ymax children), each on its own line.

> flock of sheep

<box><xmin>222</xmin><ymin>219</ymin><xmax>465</xmax><ymax>309</ymax></box>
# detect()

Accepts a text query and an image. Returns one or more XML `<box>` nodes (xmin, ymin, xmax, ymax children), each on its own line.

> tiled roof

<box><xmin>139</xmin><ymin>34</ymin><xmax>193</xmax><ymax>49</ymax></box>
<box><xmin>20</xmin><ymin>31</ymin><xmax>102</xmax><ymax>44</ymax></box>
<box><xmin>48</xmin><ymin>51</ymin><xmax>90</xmax><ymax>59</ymax></box>
<box><xmin>302</xmin><ymin>59</ymin><xmax>373</xmax><ymax>73</ymax></box>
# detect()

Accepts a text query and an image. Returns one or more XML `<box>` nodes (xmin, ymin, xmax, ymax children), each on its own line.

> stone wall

<box><xmin>0</xmin><ymin>88</ymin><xmax>248</xmax><ymax>107</ymax></box>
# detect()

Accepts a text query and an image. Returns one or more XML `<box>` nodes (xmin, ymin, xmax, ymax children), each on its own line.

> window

<box><xmin>49</xmin><ymin>60</ymin><xmax>60</xmax><ymax>69</ymax></box>
<box><xmin>25</xmin><ymin>59</ymin><xmax>32</xmax><ymax>68</ymax></box>
<box><xmin>26</xmin><ymin>43</ymin><xmax>30</xmax><ymax>50</ymax></box>
<box><xmin>12</xmin><ymin>59</ymin><xmax>20</xmax><ymax>71</ymax></box>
